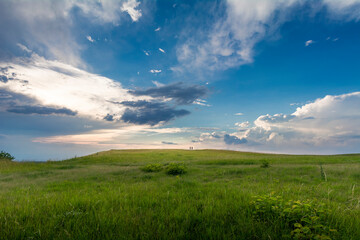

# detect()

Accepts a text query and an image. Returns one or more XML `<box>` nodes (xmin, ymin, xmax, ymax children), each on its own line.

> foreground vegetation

<box><xmin>0</xmin><ymin>149</ymin><xmax>359</xmax><ymax>239</ymax></box>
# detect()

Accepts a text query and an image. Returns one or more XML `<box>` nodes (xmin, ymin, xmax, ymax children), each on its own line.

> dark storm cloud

<box><xmin>7</xmin><ymin>105</ymin><xmax>77</xmax><ymax>116</ymax></box>
<box><xmin>129</xmin><ymin>82</ymin><xmax>207</xmax><ymax>105</ymax></box>
<box><xmin>224</xmin><ymin>134</ymin><xmax>247</xmax><ymax>145</ymax></box>
<box><xmin>120</xmin><ymin>100</ymin><xmax>190</xmax><ymax>125</ymax></box>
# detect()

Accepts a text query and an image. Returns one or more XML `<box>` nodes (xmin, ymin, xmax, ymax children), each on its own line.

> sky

<box><xmin>1</xmin><ymin>0</ymin><xmax>360</xmax><ymax>160</ymax></box>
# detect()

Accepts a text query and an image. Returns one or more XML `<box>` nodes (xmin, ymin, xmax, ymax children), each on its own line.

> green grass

<box><xmin>0</xmin><ymin>149</ymin><xmax>359</xmax><ymax>239</ymax></box>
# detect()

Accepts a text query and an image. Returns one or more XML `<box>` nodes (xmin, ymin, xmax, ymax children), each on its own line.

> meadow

<box><xmin>0</xmin><ymin>149</ymin><xmax>359</xmax><ymax>239</ymax></box>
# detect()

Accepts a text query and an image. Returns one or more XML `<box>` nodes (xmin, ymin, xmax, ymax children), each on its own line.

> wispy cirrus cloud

<box><xmin>174</xmin><ymin>0</ymin><xmax>360</xmax><ymax>73</ymax></box>
<box><xmin>0</xmin><ymin>0</ymin><xmax>142</xmax><ymax>67</ymax></box>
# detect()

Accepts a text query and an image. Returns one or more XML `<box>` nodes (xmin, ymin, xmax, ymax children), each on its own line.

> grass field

<box><xmin>0</xmin><ymin>149</ymin><xmax>359</xmax><ymax>239</ymax></box>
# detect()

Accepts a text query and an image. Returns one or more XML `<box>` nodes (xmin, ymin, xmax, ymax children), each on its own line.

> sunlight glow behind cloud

<box><xmin>0</xmin><ymin>54</ymin><xmax>136</xmax><ymax>121</ymax></box>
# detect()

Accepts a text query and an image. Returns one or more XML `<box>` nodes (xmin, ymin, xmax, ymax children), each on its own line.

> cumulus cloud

<box><xmin>235</xmin><ymin>92</ymin><xmax>360</xmax><ymax>153</ymax></box>
<box><xmin>194</xmin><ymin>132</ymin><xmax>222</xmax><ymax>143</ymax></box>
<box><xmin>159</xmin><ymin>48</ymin><xmax>166</xmax><ymax>53</ymax></box>
<box><xmin>129</xmin><ymin>82</ymin><xmax>208</xmax><ymax>105</ymax></box>
<box><xmin>224</xmin><ymin>134</ymin><xmax>247</xmax><ymax>145</ymax></box>
<box><xmin>175</xmin><ymin>0</ymin><xmax>360</xmax><ymax>72</ymax></box>
<box><xmin>193</xmin><ymin>91</ymin><xmax>360</xmax><ymax>153</ymax></box>
<box><xmin>235</xmin><ymin>121</ymin><xmax>250</xmax><ymax>128</ymax></box>
<box><xmin>254</xmin><ymin>114</ymin><xmax>295</xmax><ymax>131</ymax></box>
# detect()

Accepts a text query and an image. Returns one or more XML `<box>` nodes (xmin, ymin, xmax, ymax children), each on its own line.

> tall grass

<box><xmin>0</xmin><ymin>150</ymin><xmax>359</xmax><ymax>239</ymax></box>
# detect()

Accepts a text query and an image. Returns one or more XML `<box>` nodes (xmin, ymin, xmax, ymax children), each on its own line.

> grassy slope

<box><xmin>0</xmin><ymin>149</ymin><xmax>359</xmax><ymax>239</ymax></box>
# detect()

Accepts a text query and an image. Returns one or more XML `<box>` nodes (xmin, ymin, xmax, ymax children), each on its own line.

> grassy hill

<box><xmin>0</xmin><ymin>149</ymin><xmax>359</xmax><ymax>239</ymax></box>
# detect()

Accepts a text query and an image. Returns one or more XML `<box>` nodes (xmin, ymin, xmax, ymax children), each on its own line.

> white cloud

<box><xmin>143</xmin><ymin>50</ymin><xmax>150</xmax><ymax>56</ymax></box>
<box><xmin>175</xmin><ymin>0</ymin><xmax>360</xmax><ymax>72</ymax></box>
<box><xmin>193</xmin><ymin>99</ymin><xmax>211</xmax><ymax>107</ymax></box>
<box><xmin>176</xmin><ymin>0</ymin><xmax>299</xmax><ymax>71</ymax></box>
<box><xmin>0</xmin><ymin>54</ymin><xmax>142</xmax><ymax>121</ymax></box>
<box><xmin>16</xmin><ymin>43</ymin><xmax>32</xmax><ymax>53</ymax></box>
<box><xmin>1</xmin><ymin>0</ymin><xmax>143</xmax><ymax>67</ymax></box>
<box><xmin>121</xmin><ymin>0</ymin><xmax>142</xmax><ymax>22</ymax></box>
<box><xmin>235</xmin><ymin>112</ymin><xmax>244</xmax><ymax>116</ymax></box>
<box><xmin>155</xmin><ymin>27</ymin><xmax>161</xmax><ymax>32</ymax></box>
<box><xmin>254</xmin><ymin>113</ymin><xmax>295</xmax><ymax>131</ymax></box>
<box><xmin>150</xmin><ymin>69</ymin><xmax>162</xmax><ymax>73</ymax></box>
<box><xmin>239</xmin><ymin>92</ymin><xmax>360</xmax><ymax>153</ymax></box>
<box><xmin>188</xmin><ymin>91</ymin><xmax>360</xmax><ymax>154</ymax></box>
<box><xmin>197</xmin><ymin>132</ymin><xmax>223</xmax><ymax>142</ymax></box>
<box><xmin>305</xmin><ymin>40</ymin><xmax>314</xmax><ymax>46</ymax></box>
<box><xmin>152</xmin><ymin>81</ymin><xmax>164</xmax><ymax>87</ymax></box>
<box><xmin>159</xmin><ymin>48</ymin><xmax>166</xmax><ymax>53</ymax></box>
<box><xmin>86</xmin><ymin>35</ymin><xmax>95</xmax><ymax>43</ymax></box>
<box><xmin>235</xmin><ymin>121</ymin><xmax>250</xmax><ymax>128</ymax></box>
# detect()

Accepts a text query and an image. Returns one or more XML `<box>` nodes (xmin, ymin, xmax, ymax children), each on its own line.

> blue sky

<box><xmin>1</xmin><ymin>0</ymin><xmax>360</xmax><ymax>160</ymax></box>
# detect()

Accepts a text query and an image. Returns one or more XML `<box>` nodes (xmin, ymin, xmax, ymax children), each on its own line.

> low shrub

<box><xmin>0</xmin><ymin>151</ymin><xmax>15</xmax><ymax>160</ymax></box>
<box><xmin>260</xmin><ymin>160</ymin><xmax>270</xmax><ymax>168</ymax></box>
<box><xmin>141</xmin><ymin>163</ymin><xmax>163</xmax><ymax>172</ymax></box>
<box><xmin>165</xmin><ymin>163</ymin><xmax>186</xmax><ymax>175</ymax></box>
<box><xmin>250</xmin><ymin>194</ymin><xmax>337</xmax><ymax>239</ymax></box>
